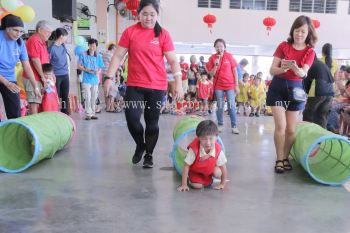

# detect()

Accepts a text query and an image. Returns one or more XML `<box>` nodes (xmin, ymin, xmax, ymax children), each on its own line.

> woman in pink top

<box><xmin>267</xmin><ymin>15</ymin><xmax>317</xmax><ymax>173</ymax></box>
<box><xmin>106</xmin><ymin>0</ymin><xmax>183</xmax><ymax>168</ymax></box>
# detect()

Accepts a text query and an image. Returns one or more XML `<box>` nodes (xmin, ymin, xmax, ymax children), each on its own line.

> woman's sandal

<box><xmin>275</xmin><ymin>160</ymin><xmax>284</xmax><ymax>174</ymax></box>
<box><xmin>283</xmin><ymin>159</ymin><xmax>293</xmax><ymax>171</ymax></box>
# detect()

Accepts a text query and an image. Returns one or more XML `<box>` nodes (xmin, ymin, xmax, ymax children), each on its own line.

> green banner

<box><xmin>77</xmin><ymin>17</ymin><xmax>90</xmax><ymax>30</ymax></box>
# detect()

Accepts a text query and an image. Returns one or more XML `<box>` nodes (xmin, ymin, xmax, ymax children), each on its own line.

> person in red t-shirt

<box><xmin>106</xmin><ymin>0</ymin><xmax>184</xmax><ymax>168</ymax></box>
<box><xmin>23</xmin><ymin>20</ymin><xmax>52</xmax><ymax>115</ymax></box>
<box><xmin>206</xmin><ymin>38</ymin><xmax>240</xmax><ymax>134</ymax></box>
<box><xmin>179</xmin><ymin>56</ymin><xmax>189</xmax><ymax>93</ymax></box>
<box><xmin>196</xmin><ymin>72</ymin><xmax>211</xmax><ymax>116</ymax></box>
<box><xmin>267</xmin><ymin>15</ymin><xmax>317</xmax><ymax>174</ymax></box>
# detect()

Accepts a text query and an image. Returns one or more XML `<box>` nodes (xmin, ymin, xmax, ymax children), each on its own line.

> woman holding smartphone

<box><xmin>267</xmin><ymin>15</ymin><xmax>317</xmax><ymax>173</ymax></box>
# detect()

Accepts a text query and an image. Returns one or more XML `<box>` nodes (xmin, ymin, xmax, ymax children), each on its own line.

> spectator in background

<box><xmin>198</xmin><ymin>56</ymin><xmax>207</xmax><ymax>74</ymax></box>
<box><xmin>23</xmin><ymin>20</ymin><xmax>52</xmax><ymax>115</ymax></box>
<box><xmin>0</xmin><ymin>14</ymin><xmax>40</xmax><ymax>120</ymax></box>
<box><xmin>102</xmin><ymin>43</ymin><xmax>117</xmax><ymax>112</ymax></box>
<box><xmin>303</xmin><ymin>56</ymin><xmax>334</xmax><ymax>128</ymax></box>
<box><xmin>206</xmin><ymin>38</ymin><xmax>240</xmax><ymax>134</ymax></box>
<box><xmin>78</xmin><ymin>38</ymin><xmax>104</xmax><ymax>120</ymax></box>
<box><xmin>320</xmin><ymin>43</ymin><xmax>338</xmax><ymax>79</ymax></box>
<box><xmin>334</xmin><ymin>65</ymin><xmax>347</xmax><ymax>97</ymax></box>
<box><xmin>179</xmin><ymin>55</ymin><xmax>189</xmax><ymax>93</ymax></box>
<box><xmin>236</xmin><ymin>58</ymin><xmax>249</xmax><ymax>84</ymax></box>
<box><xmin>188</xmin><ymin>57</ymin><xmax>199</xmax><ymax>94</ymax></box>
<box><xmin>49</xmin><ymin>28</ymin><xmax>70</xmax><ymax>114</ymax></box>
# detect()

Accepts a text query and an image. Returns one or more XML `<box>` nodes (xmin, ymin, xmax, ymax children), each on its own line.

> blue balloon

<box><xmin>74</xmin><ymin>46</ymin><xmax>85</xmax><ymax>56</ymax></box>
<box><xmin>75</xmin><ymin>36</ymin><xmax>86</xmax><ymax>47</ymax></box>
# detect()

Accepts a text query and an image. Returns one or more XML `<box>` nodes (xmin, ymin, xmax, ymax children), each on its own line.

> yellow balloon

<box><xmin>14</xmin><ymin>5</ymin><xmax>35</xmax><ymax>23</ymax></box>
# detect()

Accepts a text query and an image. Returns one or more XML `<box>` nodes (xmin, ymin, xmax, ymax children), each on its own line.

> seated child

<box><xmin>177</xmin><ymin>120</ymin><xmax>228</xmax><ymax>191</ymax></box>
<box><xmin>41</xmin><ymin>64</ymin><xmax>59</xmax><ymax>112</ymax></box>
<box><xmin>196</xmin><ymin>72</ymin><xmax>211</xmax><ymax>116</ymax></box>
<box><xmin>191</xmin><ymin>92</ymin><xmax>199</xmax><ymax>113</ymax></box>
<box><xmin>175</xmin><ymin>93</ymin><xmax>190</xmax><ymax>115</ymax></box>
<box><xmin>173</xmin><ymin>95</ymin><xmax>187</xmax><ymax>115</ymax></box>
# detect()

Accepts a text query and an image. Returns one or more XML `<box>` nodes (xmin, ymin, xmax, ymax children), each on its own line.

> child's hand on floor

<box><xmin>177</xmin><ymin>185</ymin><xmax>190</xmax><ymax>192</ymax></box>
<box><xmin>213</xmin><ymin>184</ymin><xmax>225</xmax><ymax>190</ymax></box>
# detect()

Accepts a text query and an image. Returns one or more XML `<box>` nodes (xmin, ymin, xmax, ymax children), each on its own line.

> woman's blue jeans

<box><xmin>215</xmin><ymin>89</ymin><xmax>237</xmax><ymax>128</ymax></box>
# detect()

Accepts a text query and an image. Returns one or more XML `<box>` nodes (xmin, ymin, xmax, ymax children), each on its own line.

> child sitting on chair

<box><xmin>177</xmin><ymin>120</ymin><xmax>228</xmax><ymax>191</ymax></box>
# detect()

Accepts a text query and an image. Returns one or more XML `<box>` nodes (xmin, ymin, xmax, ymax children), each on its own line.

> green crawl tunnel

<box><xmin>0</xmin><ymin>112</ymin><xmax>76</xmax><ymax>173</ymax></box>
<box><xmin>170</xmin><ymin>116</ymin><xmax>225</xmax><ymax>175</ymax></box>
<box><xmin>290</xmin><ymin>122</ymin><xmax>350</xmax><ymax>186</ymax></box>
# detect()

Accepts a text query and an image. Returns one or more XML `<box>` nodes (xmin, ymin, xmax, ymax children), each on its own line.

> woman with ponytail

<box><xmin>48</xmin><ymin>28</ymin><xmax>70</xmax><ymax>114</ymax></box>
<box><xmin>321</xmin><ymin>43</ymin><xmax>338</xmax><ymax>79</ymax></box>
<box><xmin>106</xmin><ymin>0</ymin><xmax>183</xmax><ymax>168</ymax></box>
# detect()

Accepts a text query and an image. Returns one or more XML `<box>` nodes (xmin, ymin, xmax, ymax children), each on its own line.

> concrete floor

<box><xmin>0</xmin><ymin>112</ymin><xmax>349</xmax><ymax>233</ymax></box>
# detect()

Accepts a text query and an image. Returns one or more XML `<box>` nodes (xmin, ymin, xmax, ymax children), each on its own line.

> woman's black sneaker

<box><xmin>143</xmin><ymin>154</ymin><xmax>153</xmax><ymax>168</ymax></box>
<box><xmin>132</xmin><ymin>144</ymin><xmax>145</xmax><ymax>164</ymax></box>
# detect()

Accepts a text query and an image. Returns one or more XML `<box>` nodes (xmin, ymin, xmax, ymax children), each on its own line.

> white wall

<box><xmin>157</xmin><ymin>0</ymin><xmax>350</xmax><ymax>58</ymax></box>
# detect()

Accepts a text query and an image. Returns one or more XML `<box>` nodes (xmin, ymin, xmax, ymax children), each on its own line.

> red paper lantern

<box><xmin>312</xmin><ymin>19</ymin><xmax>320</xmax><ymax>29</ymax></box>
<box><xmin>263</xmin><ymin>16</ymin><xmax>276</xmax><ymax>35</ymax></box>
<box><xmin>126</xmin><ymin>0</ymin><xmax>139</xmax><ymax>12</ymax></box>
<box><xmin>131</xmin><ymin>10</ymin><xmax>138</xmax><ymax>16</ymax></box>
<box><xmin>203</xmin><ymin>13</ymin><xmax>216</xmax><ymax>33</ymax></box>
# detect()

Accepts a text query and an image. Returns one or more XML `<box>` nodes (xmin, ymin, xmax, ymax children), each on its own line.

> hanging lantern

<box><xmin>203</xmin><ymin>13</ymin><xmax>216</xmax><ymax>34</ymax></box>
<box><xmin>126</xmin><ymin>0</ymin><xmax>139</xmax><ymax>12</ymax></box>
<box><xmin>131</xmin><ymin>10</ymin><xmax>137</xmax><ymax>17</ymax></box>
<box><xmin>312</xmin><ymin>19</ymin><xmax>320</xmax><ymax>29</ymax></box>
<box><xmin>126</xmin><ymin>0</ymin><xmax>139</xmax><ymax>20</ymax></box>
<box><xmin>263</xmin><ymin>16</ymin><xmax>276</xmax><ymax>36</ymax></box>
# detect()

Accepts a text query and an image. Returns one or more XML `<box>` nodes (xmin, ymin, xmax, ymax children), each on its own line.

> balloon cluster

<box><xmin>0</xmin><ymin>0</ymin><xmax>35</xmax><ymax>22</ymax></box>
<box><xmin>74</xmin><ymin>36</ymin><xmax>88</xmax><ymax>56</ymax></box>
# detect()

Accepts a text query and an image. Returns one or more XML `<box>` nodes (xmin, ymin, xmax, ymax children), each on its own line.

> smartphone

<box><xmin>282</xmin><ymin>60</ymin><xmax>295</xmax><ymax>65</ymax></box>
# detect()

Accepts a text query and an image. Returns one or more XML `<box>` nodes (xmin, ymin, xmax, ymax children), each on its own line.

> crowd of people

<box><xmin>0</xmin><ymin>14</ymin><xmax>70</xmax><ymax>120</ymax></box>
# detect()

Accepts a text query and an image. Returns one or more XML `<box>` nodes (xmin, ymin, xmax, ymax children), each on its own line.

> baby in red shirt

<box><xmin>177</xmin><ymin>120</ymin><xmax>228</xmax><ymax>191</ymax></box>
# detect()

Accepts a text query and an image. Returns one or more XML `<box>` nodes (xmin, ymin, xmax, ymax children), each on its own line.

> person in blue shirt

<box><xmin>0</xmin><ymin>14</ymin><xmax>40</xmax><ymax>120</ymax></box>
<box><xmin>78</xmin><ymin>38</ymin><xmax>104</xmax><ymax>120</ymax></box>
<box><xmin>49</xmin><ymin>28</ymin><xmax>70</xmax><ymax>114</ymax></box>
<box><xmin>236</xmin><ymin>58</ymin><xmax>249</xmax><ymax>85</ymax></box>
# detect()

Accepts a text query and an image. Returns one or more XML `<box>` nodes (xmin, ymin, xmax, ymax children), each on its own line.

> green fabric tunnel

<box><xmin>290</xmin><ymin>122</ymin><xmax>350</xmax><ymax>185</ymax></box>
<box><xmin>170</xmin><ymin>116</ymin><xmax>225</xmax><ymax>175</ymax></box>
<box><xmin>0</xmin><ymin>112</ymin><xmax>76</xmax><ymax>173</ymax></box>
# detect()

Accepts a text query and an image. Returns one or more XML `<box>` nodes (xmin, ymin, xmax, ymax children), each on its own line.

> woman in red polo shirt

<box><xmin>267</xmin><ymin>15</ymin><xmax>317</xmax><ymax>173</ymax></box>
<box><xmin>106</xmin><ymin>0</ymin><xmax>183</xmax><ymax>168</ymax></box>
<box><xmin>206</xmin><ymin>38</ymin><xmax>240</xmax><ymax>134</ymax></box>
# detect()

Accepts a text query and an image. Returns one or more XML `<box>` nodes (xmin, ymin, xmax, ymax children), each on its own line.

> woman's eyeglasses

<box><xmin>10</xmin><ymin>28</ymin><xmax>25</xmax><ymax>35</ymax></box>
